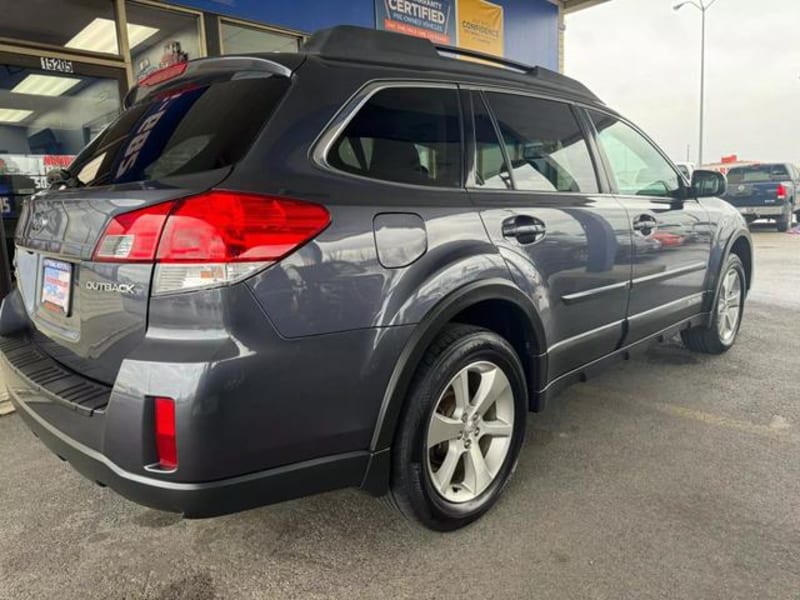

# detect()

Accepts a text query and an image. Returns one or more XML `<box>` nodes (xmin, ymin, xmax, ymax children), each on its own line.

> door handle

<box><xmin>502</xmin><ymin>215</ymin><xmax>546</xmax><ymax>245</ymax></box>
<box><xmin>633</xmin><ymin>214</ymin><xmax>658</xmax><ymax>236</ymax></box>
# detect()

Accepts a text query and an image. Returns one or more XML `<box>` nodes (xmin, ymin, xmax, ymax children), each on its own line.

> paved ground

<box><xmin>1</xmin><ymin>226</ymin><xmax>798</xmax><ymax>600</ymax></box>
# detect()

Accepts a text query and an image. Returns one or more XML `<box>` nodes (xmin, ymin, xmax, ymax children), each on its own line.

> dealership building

<box><xmin>0</xmin><ymin>0</ymin><xmax>607</xmax><ymax>291</ymax></box>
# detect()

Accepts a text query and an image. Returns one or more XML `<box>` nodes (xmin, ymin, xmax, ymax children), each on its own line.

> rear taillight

<box><xmin>94</xmin><ymin>202</ymin><xmax>173</xmax><ymax>262</ymax></box>
<box><xmin>154</xmin><ymin>397</ymin><xmax>177</xmax><ymax>470</ymax></box>
<box><xmin>93</xmin><ymin>191</ymin><xmax>330</xmax><ymax>294</ymax></box>
<box><xmin>777</xmin><ymin>183</ymin><xmax>787</xmax><ymax>200</ymax></box>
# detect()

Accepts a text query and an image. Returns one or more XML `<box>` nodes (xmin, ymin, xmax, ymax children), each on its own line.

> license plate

<box><xmin>41</xmin><ymin>258</ymin><xmax>72</xmax><ymax>315</ymax></box>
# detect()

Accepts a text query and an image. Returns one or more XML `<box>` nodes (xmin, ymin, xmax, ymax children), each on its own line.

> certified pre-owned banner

<box><xmin>457</xmin><ymin>0</ymin><xmax>504</xmax><ymax>58</ymax></box>
<box><xmin>376</xmin><ymin>0</ymin><xmax>456</xmax><ymax>45</ymax></box>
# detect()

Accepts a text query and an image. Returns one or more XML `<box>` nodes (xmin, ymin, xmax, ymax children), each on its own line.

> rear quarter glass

<box><xmin>68</xmin><ymin>77</ymin><xmax>290</xmax><ymax>187</ymax></box>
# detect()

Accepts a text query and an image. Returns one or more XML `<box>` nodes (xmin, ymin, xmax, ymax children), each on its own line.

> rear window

<box><xmin>727</xmin><ymin>164</ymin><xmax>789</xmax><ymax>184</ymax></box>
<box><xmin>69</xmin><ymin>77</ymin><xmax>289</xmax><ymax>186</ymax></box>
<box><xmin>328</xmin><ymin>87</ymin><xmax>462</xmax><ymax>188</ymax></box>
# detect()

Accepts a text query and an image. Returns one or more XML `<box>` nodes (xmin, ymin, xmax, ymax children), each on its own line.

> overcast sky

<box><xmin>565</xmin><ymin>0</ymin><xmax>800</xmax><ymax>166</ymax></box>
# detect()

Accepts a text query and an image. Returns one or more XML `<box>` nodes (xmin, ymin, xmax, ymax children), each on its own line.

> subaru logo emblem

<box><xmin>30</xmin><ymin>212</ymin><xmax>49</xmax><ymax>232</ymax></box>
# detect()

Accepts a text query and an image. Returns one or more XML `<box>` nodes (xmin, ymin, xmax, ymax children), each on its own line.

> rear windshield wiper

<box><xmin>46</xmin><ymin>168</ymin><xmax>84</xmax><ymax>190</ymax></box>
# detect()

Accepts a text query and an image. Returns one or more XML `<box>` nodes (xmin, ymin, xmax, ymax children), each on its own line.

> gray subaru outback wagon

<box><xmin>0</xmin><ymin>26</ymin><xmax>752</xmax><ymax>530</ymax></box>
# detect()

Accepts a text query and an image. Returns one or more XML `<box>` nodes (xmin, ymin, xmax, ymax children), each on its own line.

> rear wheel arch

<box><xmin>729</xmin><ymin>235</ymin><xmax>753</xmax><ymax>292</ymax></box>
<box><xmin>368</xmin><ymin>280</ymin><xmax>546</xmax><ymax>455</ymax></box>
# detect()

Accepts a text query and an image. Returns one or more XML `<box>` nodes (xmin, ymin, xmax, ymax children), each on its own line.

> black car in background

<box><xmin>0</xmin><ymin>26</ymin><xmax>752</xmax><ymax>530</ymax></box>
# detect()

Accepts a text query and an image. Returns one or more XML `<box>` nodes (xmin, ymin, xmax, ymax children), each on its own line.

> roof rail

<box><xmin>302</xmin><ymin>25</ymin><xmax>439</xmax><ymax>63</ymax></box>
<box><xmin>434</xmin><ymin>44</ymin><xmax>533</xmax><ymax>74</ymax></box>
<box><xmin>301</xmin><ymin>26</ymin><xmax>598</xmax><ymax>100</ymax></box>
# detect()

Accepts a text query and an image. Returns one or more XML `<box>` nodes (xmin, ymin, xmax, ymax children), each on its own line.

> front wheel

<box><xmin>681</xmin><ymin>254</ymin><xmax>746</xmax><ymax>354</ymax></box>
<box><xmin>389</xmin><ymin>324</ymin><xmax>527</xmax><ymax>531</ymax></box>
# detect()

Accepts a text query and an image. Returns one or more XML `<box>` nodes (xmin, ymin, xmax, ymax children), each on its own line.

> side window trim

<box><xmin>311</xmin><ymin>80</ymin><xmax>465</xmax><ymax>191</ymax></box>
<box><xmin>470</xmin><ymin>90</ymin><xmax>517</xmax><ymax>190</ymax></box>
<box><xmin>573</xmin><ymin>106</ymin><xmax>613</xmax><ymax>195</ymax></box>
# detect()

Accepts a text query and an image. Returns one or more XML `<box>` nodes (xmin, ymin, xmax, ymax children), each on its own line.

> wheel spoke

<box><xmin>432</xmin><ymin>444</ymin><xmax>462</xmax><ymax>494</ymax></box>
<box><xmin>726</xmin><ymin>271</ymin><xmax>736</xmax><ymax>297</ymax></box>
<box><xmin>480</xmin><ymin>418</ymin><xmax>512</xmax><ymax>439</ymax></box>
<box><xmin>728</xmin><ymin>306</ymin><xmax>740</xmax><ymax>328</ymax></box>
<box><xmin>463</xmin><ymin>445</ymin><xmax>493</xmax><ymax>495</ymax></box>
<box><xmin>452</xmin><ymin>369</ymin><xmax>471</xmax><ymax>412</ymax></box>
<box><xmin>428</xmin><ymin>413</ymin><xmax>463</xmax><ymax>448</ymax></box>
<box><xmin>472</xmin><ymin>366</ymin><xmax>509</xmax><ymax>417</ymax></box>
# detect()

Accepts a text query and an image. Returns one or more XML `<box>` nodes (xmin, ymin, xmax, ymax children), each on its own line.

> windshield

<box><xmin>68</xmin><ymin>77</ymin><xmax>289</xmax><ymax>187</ymax></box>
<box><xmin>727</xmin><ymin>164</ymin><xmax>789</xmax><ymax>184</ymax></box>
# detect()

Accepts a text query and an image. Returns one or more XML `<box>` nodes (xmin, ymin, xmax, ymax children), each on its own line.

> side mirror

<box><xmin>691</xmin><ymin>169</ymin><xmax>727</xmax><ymax>198</ymax></box>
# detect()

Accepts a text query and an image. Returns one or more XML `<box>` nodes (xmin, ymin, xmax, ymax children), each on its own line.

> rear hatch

<box><xmin>723</xmin><ymin>164</ymin><xmax>791</xmax><ymax>207</ymax></box>
<box><xmin>13</xmin><ymin>57</ymin><xmax>294</xmax><ymax>385</ymax></box>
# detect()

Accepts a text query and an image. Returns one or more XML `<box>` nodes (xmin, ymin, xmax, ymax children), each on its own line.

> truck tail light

<box><xmin>776</xmin><ymin>183</ymin><xmax>787</xmax><ymax>200</ymax></box>
<box><xmin>93</xmin><ymin>191</ymin><xmax>330</xmax><ymax>294</ymax></box>
<box><xmin>154</xmin><ymin>397</ymin><xmax>177</xmax><ymax>470</ymax></box>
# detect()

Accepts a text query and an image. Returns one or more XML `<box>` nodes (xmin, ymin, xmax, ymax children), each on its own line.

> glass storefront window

<box><xmin>0</xmin><ymin>58</ymin><xmax>122</xmax><ymax>217</ymax></box>
<box><xmin>220</xmin><ymin>21</ymin><xmax>301</xmax><ymax>55</ymax></box>
<box><xmin>0</xmin><ymin>0</ymin><xmax>120</xmax><ymax>55</ymax></box>
<box><xmin>126</xmin><ymin>3</ymin><xmax>202</xmax><ymax>83</ymax></box>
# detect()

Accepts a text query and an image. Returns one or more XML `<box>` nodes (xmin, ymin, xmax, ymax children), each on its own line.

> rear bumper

<box><xmin>5</xmin><ymin>355</ymin><xmax>369</xmax><ymax>517</ymax></box>
<box><xmin>0</xmin><ymin>280</ymin><xmax>409</xmax><ymax>514</ymax></box>
<box><xmin>734</xmin><ymin>205</ymin><xmax>785</xmax><ymax>218</ymax></box>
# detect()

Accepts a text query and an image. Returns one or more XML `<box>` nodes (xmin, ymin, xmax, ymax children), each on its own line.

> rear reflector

<box><xmin>93</xmin><ymin>191</ymin><xmax>330</xmax><ymax>294</ymax></box>
<box><xmin>154</xmin><ymin>397</ymin><xmax>177</xmax><ymax>470</ymax></box>
<box><xmin>777</xmin><ymin>183</ymin><xmax>787</xmax><ymax>200</ymax></box>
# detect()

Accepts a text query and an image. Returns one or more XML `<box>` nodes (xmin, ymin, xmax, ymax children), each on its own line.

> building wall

<box><xmin>164</xmin><ymin>0</ymin><xmax>560</xmax><ymax>69</ymax></box>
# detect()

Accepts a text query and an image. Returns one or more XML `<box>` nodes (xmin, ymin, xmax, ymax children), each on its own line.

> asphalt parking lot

<box><xmin>1</xmin><ymin>226</ymin><xmax>798</xmax><ymax>600</ymax></box>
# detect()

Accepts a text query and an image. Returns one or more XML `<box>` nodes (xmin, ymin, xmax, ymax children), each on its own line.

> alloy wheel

<box><xmin>717</xmin><ymin>267</ymin><xmax>742</xmax><ymax>344</ymax></box>
<box><xmin>426</xmin><ymin>361</ymin><xmax>515</xmax><ymax>503</ymax></box>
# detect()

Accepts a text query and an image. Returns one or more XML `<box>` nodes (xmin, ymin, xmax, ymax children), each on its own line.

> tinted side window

<box><xmin>328</xmin><ymin>87</ymin><xmax>462</xmax><ymax>187</ymax></box>
<box><xmin>588</xmin><ymin>110</ymin><xmax>681</xmax><ymax>198</ymax></box>
<box><xmin>473</xmin><ymin>94</ymin><xmax>511</xmax><ymax>189</ymax></box>
<box><xmin>485</xmin><ymin>93</ymin><xmax>598</xmax><ymax>194</ymax></box>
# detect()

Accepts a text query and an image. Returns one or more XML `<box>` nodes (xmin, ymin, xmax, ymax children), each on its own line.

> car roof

<box><xmin>297</xmin><ymin>26</ymin><xmax>603</xmax><ymax>106</ymax></box>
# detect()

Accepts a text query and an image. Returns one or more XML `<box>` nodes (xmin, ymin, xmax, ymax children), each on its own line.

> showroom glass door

<box><xmin>0</xmin><ymin>50</ymin><xmax>125</xmax><ymax>291</ymax></box>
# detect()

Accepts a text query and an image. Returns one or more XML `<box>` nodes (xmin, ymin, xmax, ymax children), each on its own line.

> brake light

<box><xmin>154</xmin><ymin>397</ymin><xmax>177</xmax><ymax>470</ymax></box>
<box><xmin>139</xmin><ymin>62</ymin><xmax>188</xmax><ymax>87</ymax></box>
<box><xmin>93</xmin><ymin>191</ymin><xmax>330</xmax><ymax>294</ymax></box>
<box><xmin>94</xmin><ymin>202</ymin><xmax>173</xmax><ymax>262</ymax></box>
<box><xmin>777</xmin><ymin>183</ymin><xmax>787</xmax><ymax>200</ymax></box>
<box><xmin>156</xmin><ymin>191</ymin><xmax>330</xmax><ymax>262</ymax></box>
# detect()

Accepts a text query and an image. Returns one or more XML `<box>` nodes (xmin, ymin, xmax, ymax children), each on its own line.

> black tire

<box><xmin>681</xmin><ymin>254</ymin><xmax>746</xmax><ymax>354</ymax></box>
<box><xmin>388</xmin><ymin>324</ymin><xmax>527</xmax><ymax>531</ymax></box>
<box><xmin>777</xmin><ymin>204</ymin><xmax>791</xmax><ymax>232</ymax></box>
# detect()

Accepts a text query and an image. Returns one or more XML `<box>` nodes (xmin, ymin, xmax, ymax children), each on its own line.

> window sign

<box><xmin>375</xmin><ymin>0</ymin><xmax>456</xmax><ymax>45</ymax></box>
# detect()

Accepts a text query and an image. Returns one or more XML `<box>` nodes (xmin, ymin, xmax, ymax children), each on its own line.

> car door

<box><xmin>585</xmin><ymin>109</ymin><xmax>712</xmax><ymax>341</ymax></box>
<box><xmin>466</xmin><ymin>90</ymin><xmax>633</xmax><ymax>382</ymax></box>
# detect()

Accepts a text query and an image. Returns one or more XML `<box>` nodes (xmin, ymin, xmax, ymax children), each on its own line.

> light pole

<box><xmin>674</xmin><ymin>0</ymin><xmax>718</xmax><ymax>166</ymax></box>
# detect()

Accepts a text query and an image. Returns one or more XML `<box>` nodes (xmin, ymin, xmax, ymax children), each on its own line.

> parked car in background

<box><xmin>675</xmin><ymin>161</ymin><xmax>696</xmax><ymax>181</ymax></box>
<box><xmin>0</xmin><ymin>26</ymin><xmax>753</xmax><ymax>531</ymax></box>
<box><xmin>722</xmin><ymin>163</ymin><xmax>798</xmax><ymax>231</ymax></box>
